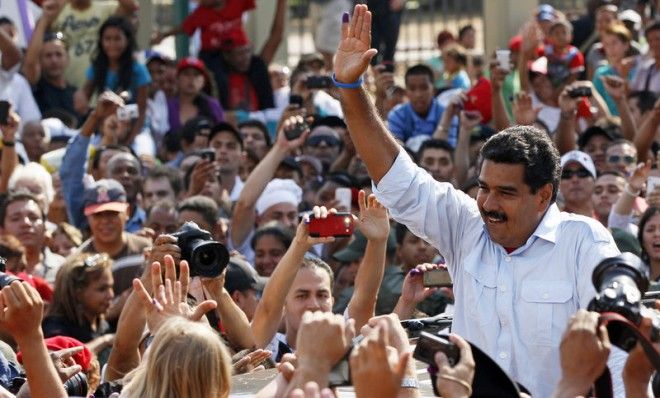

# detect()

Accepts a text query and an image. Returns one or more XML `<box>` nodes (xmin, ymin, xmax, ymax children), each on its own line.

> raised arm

<box><xmin>251</xmin><ymin>211</ymin><xmax>334</xmax><ymax>349</ymax></box>
<box><xmin>553</xmin><ymin>85</ymin><xmax>579</xmax><ymax>154</ymax></box>
<box><xmin>633</xmin><ymin>99</ymin><xmax>660</xmax><ymax>164</ymax></box>
<box><xmin>601</xmin><ymin>76</ymin><xmax>635</xmax><ymax>140</ymax></box>
<box><xmin>0</xmin><ymin>24</ymin><xmax>21</xmax><ymax>73</ymax></box>
<box><xmin>259</xmin><ymin>0</ymin><xmax>287</xmax><ymax>65</ymax></box>
<box><xmin>334</xmin><ymin>5</ymin><xmax>399</xmax><ymax>184</ymax></box>
<box><xmin>230</xmin><ymin>116</ymin><xmax>308</xmax><ymax>248</ymax></box>
<box><xmin>0</xmin><ymin>109</ymin><xmax>19</xmax><ymax>194</ymax></box>
<box><xmin>454</xmin><ymin>111</ymin><xmax>482</xmax><ymax>189</ymax></box>
<box><xmin>22</xmin><ymin>1</ymin><xmax>61</xmax><ymax>85</ymax></box>
<box><xmin>346</xmin><ymin>191</ymin><xmax>389</xmax><ymax>330</ymax></box>
<box><xmin>489</xmin><ymin>60</ymin><xmax>512</xmax><ymax>132</ymax></box>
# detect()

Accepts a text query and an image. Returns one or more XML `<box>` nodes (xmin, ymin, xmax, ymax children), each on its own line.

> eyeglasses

<box><xmin>607</xmin><ymin>155</ymin><xmax>636</xmax><ymax>165</ymax></box>
<box><xmin>306</xmin><ymin>135</ymin><xmax>341</xmax><ymax>148</ymax></box>
<box><xmin>561</xmin><ymin>168</ymin><xmax>591</xmax><ymax>179</ymax></box>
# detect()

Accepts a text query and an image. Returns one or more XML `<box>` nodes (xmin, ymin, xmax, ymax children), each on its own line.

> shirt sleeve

<box><xmin>133</xmin><ymin>62</ymin><xmax>152</xmax><ymax>87</ymax></box>
<box><xmin>182</xmin><ymin>8</ymin><xmax>202</xmax><ymax>36</ymax></box>
<box><xmin>569</xmin><ymin>49</ymin><xmax>585</xmax><ymax>73</ymax></box>
<box><xmin>372</xmin><ymin>147</ymin><xmax>483</xmax><ymax>265</ymax></box>
<box><xmin>60</xmin><ymin>134</ymin><xmax>91</xmax><ymax>229</ymax></box>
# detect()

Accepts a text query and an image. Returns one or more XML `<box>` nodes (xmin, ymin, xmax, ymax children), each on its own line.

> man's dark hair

<box><xmin>480</xmin><ymin>126</ymin><xmax>560</xmax><ymax>202</ymax></box>
<box><xmin>644</xmin><ymin>20</ymin><xmax>660</xmax><ymax>39</ymax></box>
<box><xmin>177</xmin><ymin>196</ymin><xmax>218</xmax><ymax>228</ymax></box>
<box><xmin>628</xmin><ymin>91</ymin><xmax>658</xmax><ymax>114</ymax></box>
<box><xmin>394</xmin><ymin>222</ymin><xmax>413</xmax><ymax>245</ymax></box>
<box><xmin>209</xmin><ymin>121</ymin><xmax>244</xmax><ymax>150</ymax></box>
<box><xmin>250</xmin><ymin>223</ymin><xmax>293</xmax><ymax>251</ymax></box>
<box><xmin>146</xmin><ymin>166</ymin><xmax>182</xmax><ymax>195</ymax></box>
<box><xmin>417</xmin><ymin>139</ymin><xmax>455</xmax><ymax>160</ymax></box>
<box><xmin>458</xmin><ymin>24</ymin><xmax>475</xmax><ymax>40</ymax></box>
<box><xmin>0</xmin><ymin>192</ymin><xmax>45</xmax><ymax>226</ymax></box>
<box><xmin>238</xmin><ymin>119</ymin><xmax>272</xmax><ymax>148</ymax></box>
<box><xmin>0</xmin><ymin>17</ymin><xmax>15</xmax><ymax>27</ymax></box>
<box><xmin>404</xmin><ymin>64</ymin><xmax>434</xmax><ymax>86</ymax></box>
<box><xmin>179</xmin><ymin>116</ymin><xmax>212</xmax><ymax>145</ymax></box>
<box><xmin>91</xmin><ymin>145</ymin><xmax>133</xmax><ymax>172</ymax></box>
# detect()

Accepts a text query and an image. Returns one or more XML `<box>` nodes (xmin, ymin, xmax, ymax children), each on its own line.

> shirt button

<box><xmin>499</xmin><ymin>352</ymin><xmax>508</xmax><ymax>359</ymax></box>
<box><xmin>542</xmin><ymin>293</ymin><xmax>549</xmax><ymax>299</ymax></box>
<box><xmin>505</xmin><ymin>256</ymin><xmax>512</xmax><ymax>262</ymax></box>
<box><xmin>500</xmin><ymin>286</ymin><xmax>507</xmax><ymax>292</ymax></box>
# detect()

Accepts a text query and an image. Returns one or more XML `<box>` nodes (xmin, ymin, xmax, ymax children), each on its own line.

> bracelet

<box><xmin>1</xmin><ymin>140</ymin><xmax>14</xmax><ymax>147</ymax></box>
<box><xmin>624</xmin><ymin>184</ymin><xmax>640</xmax><ymax>197</ymax></box>
<box><xmin>438</xmin><ymin>374</ymin><xmax>473</xmax><ymax>396</ymax></box>
<box><xmin>400</xmin><ymin>377</ymin><xmax>420</xmax><ymax>389</ymax></box>
<box><xmin>332</xmin><ymin>73</ymin><xmax>363</xmax><ymax>89</ymax></box>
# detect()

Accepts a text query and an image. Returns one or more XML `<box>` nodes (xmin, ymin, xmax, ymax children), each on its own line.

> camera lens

<box><xmin>190</xmin><ymin>240</ymin><xmax>229</xmax><ymax>278</ymax></box>
<box><xmin>0</xmin><ymin>272</ymin><xmax>20</xmax><ymax>288</ymax></box>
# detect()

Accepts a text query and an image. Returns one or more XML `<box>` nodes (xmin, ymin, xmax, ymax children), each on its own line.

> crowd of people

<box><xmin>0</xmin><ymin>0</ymin><xmax>658</xmax><ymax>396</ymax></box>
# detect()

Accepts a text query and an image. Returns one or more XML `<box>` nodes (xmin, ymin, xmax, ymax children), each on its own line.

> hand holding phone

<box><xmin>423</xmin><ymin>267</ymin><xmax>453</xmax><ymax>288</ymax></box>
<box><xmin>284</xmin><ymin>119</ymin><xmax>309</xmax><ymax>141</ymax></box>
<box><xmin>413</xmin><ymin>332</ymin><xmax>460</xmax><ymax>366</ymax></box>
<box><xmin>0</xmin><ymin>101</ymin><xmax>10</xmax><ymax>125</ymax></box>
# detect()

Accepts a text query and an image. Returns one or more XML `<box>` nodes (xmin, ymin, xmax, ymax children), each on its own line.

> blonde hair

<box><xmin>48</xmin><ymin>253</ymin><xmax>112</xmax><ymax>326</ymax></box>
<box><xmin>121</xmin><ymin>318</ymin><xmax>232</xmax><ymax>398</ymax></box>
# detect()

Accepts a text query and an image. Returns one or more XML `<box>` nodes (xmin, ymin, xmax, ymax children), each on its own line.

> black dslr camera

<box><xmin>0</xmin><ymin>256</ymin><xmax>20</xmax><ymax>287</ymax></box>
<box><xmin>171</xmin><ymin>222</ymin><xmax>229</xmax><ymax>278</ymax></box>
<box><xmin>588</xmin><ymin>252</ymin><xmax>660</xmax><ymax>351</ymax></box>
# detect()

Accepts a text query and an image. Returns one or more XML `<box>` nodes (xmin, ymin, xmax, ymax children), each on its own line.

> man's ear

<box><xmin>230</xmin><ymin>290</ymin><xmax>242</xmax><ymax>304</ymax></box>
<box><xmin>538</xmin><ymin>183</ymin><xmax>553</xmax><ymax>209</ymax></box>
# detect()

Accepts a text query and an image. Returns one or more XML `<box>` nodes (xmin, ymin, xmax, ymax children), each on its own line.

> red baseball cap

<box><xmin>219</xmin><ymin>29</ymin><xmax>250</xmax><ymax>51</ymax></box>
<box><xmin>18</xmin><ymin>336</ymin><xmax>92</xmax><ymax>371</ymax></box>
<box><xmin>176</xmin><ymin>57</ymin><xmax>207</xmax><ymax>75</ymax></box>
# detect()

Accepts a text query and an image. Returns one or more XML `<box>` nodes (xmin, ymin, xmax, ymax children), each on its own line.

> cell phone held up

<box><xmin>423</xmin><ymin>268</ymin><xmax>452</xmax><ymax>288</ymax></box>
<box><xmin>567</xmin><ymin>86</ymin><xmax>592</xmax><ymax>98</ymax></box>
<box><xmin>306</xmin><ymin>75</ymin><xmax>333</xmax><ymax>89</ymax></box>
<box><xmin>0</xmin><ymin>101</ymin><xmax>10</xmax><ymax>125</ymax></box>
<box><xmin>284</xmin><ymin>119</ymin><xmax>309</xmax><ymax>141</ymax></box>
<box><xmin>413</xmin><ymin>332</ymin><xmax>461</xmax><ymax>367</ymax></box>
<box><xmin>308</xmin><ymin>212</ymin><xmax>355</xmax><ymax>238</ymax></box>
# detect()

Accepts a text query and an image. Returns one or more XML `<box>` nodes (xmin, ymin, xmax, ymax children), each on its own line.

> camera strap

<box><xmin>593</xmin><ymin>312</ymin><xmax>660</xmax><ymax>398</ymax></box>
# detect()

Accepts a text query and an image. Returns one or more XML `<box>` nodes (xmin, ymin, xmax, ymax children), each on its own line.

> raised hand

<box><xmin>355</xmin><ymin>190</ymin><xmax>389</xmax><ymax>243</ymax></box>
<box><xmin>435</xmin><ymin>334</ymin><xmax>476</xmax><ymax>398</ymax></box>
<box><xmin>334</xmin><ymin>4</ymin><xmax>378</xmax><ymax>84</ymax></box>
<box><xmin>601</xmin><ymin>75</ymin><xmax>626</xmax><ymax>101</ymax></box>
<box><xmin>276</xmin><ymin>115</ymin><xmax>311</xmax><ymax>151</ymax></box>
<box><xmin>512</xmin><ymin>92</ymin><xmax>541</xmax><ymax>125</ymax></box>
<box><xmin>627</xmin><ymin>160</ymin><xmax>652</xmax><ymax>192</ymax></box>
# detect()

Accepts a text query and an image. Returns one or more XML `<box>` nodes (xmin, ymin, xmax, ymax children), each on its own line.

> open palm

<box><xmin>356</xmin><ymin>190</ymin><xmax>389</xmax><ymax>242</ymax></box>
<box><xmin>334</xmin><ymin>4</ymin><xmax>378</xmax><ymax>84</ymax></box>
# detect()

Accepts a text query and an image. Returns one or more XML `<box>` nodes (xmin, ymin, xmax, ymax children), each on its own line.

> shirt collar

<box><xmin>531</xmin><ymin>203</ymin><xmax>560</xmax><ymax>244</ymax></box>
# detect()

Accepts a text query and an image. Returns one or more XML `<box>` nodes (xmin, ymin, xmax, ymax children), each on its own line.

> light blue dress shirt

<box><xmin>373</xmin><ymin>149</ymin><xmax>621</xmax><ymax>397</ymax></box>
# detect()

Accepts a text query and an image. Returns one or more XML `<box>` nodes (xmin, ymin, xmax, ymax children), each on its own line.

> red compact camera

<box><xmin>308</xmin><ymin>213</ymin><xmax>355</xmax><ymax>238</ymax></box>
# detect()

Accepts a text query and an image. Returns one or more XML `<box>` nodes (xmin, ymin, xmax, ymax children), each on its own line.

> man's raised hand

<box><xmin>333</xmin><ymin>4</ymin><xmax>378</xmax><ymax>84</ymax></box>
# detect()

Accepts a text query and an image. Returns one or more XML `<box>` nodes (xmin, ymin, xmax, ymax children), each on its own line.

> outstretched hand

<box><xmin>334</xmin><ymin>5</ymin><xmax>378</xmax><ymax>84</ymax></box>
<box><xmin>356</xmin><ymin>190</ymin><xmax>389</xmax><ymax>242</ymax></box>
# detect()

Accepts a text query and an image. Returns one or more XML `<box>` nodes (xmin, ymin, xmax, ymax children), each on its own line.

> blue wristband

<box><xmin>332</xmin><ymin>73</ymin><xmax>363</xmax><ymax>89</ymax></box>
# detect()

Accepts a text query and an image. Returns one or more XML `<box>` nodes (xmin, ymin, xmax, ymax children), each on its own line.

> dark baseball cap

<box><xmin>83</xmin><ymin>179</ymin><xmax>128</xmax><ymax>216</ymax></box>
<box><xmin>224</xmin><ymin>257</ymin><xmax>269</xmax><ymax>293</ymax></box>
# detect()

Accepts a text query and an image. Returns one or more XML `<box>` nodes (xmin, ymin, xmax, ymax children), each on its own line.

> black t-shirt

<box><xmin>42</xmin><ymin>314</ymin><xmax>110</xmax><ymax>343</ymax></box>
<box><xmin>32</xmin><ymin>77</ymin><xmax>77</xmax><ymax>117</ymax></box>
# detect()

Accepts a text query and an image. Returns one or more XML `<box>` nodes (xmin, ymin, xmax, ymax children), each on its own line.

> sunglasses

<box><xmin>306</xmin><ymin>135</ymin><xmax>341</xmax><ymax>148</ymax></box>
<box><xmin>561</xmin><ymin>168</ymin><xmax>591</xmax><ymax>179</ymax></box>
<box><xmin>607</xmin><ymin>155</ymin><xmax>636</xmax><ymax>165</ymax></box>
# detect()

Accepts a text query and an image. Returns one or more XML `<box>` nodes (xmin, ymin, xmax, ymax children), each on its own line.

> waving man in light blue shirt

<box><xmin>332</xmin><ymin>5</ymin><xmax>621</xmax><ymax>397</ymax></box>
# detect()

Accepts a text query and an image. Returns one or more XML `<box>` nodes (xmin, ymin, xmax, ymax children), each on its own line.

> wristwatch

<box><xmin>400</xmin><ymin>377</ymin><xmax>420</xmax><ymax>389</ymax></box>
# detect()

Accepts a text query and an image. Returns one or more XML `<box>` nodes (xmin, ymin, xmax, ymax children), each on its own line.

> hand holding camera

<box><xmin>279</xmin><ymin>115</ymin><xmax>310</xmax><ymax>145</ymax></box>
<box><xmin>432</xmin><ymin>333</ymin><xmax>475</xmax><ymax>398</ymax></box>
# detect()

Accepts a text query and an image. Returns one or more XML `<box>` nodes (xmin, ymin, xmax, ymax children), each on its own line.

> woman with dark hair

<box><xmin>43</xmin><ymin>253</ymin><xmax>115</xmax><ymax>354</ymax></box>
<box><xmin>250</xmin><ymin>223</ymin><xmax>293</xmax><ymax>276</ymax></box>
<box><xmin>637</xmin><ymin>206</ymin><xmax>660</xmax><ymax>280</ymax></box>
<box><xmin>74</xmin><ymin>16</ymin><xmax>151</xmax><ymax>144</ymax></box>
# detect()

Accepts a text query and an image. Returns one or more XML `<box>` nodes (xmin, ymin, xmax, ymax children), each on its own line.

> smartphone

<box><xmin>413</xmin><ymin>332</ymin><xmax>460</xmax><ymax>367</ymax></box>
<box><xmin>335</xmin><ymin>188</ymin><xmax>352</xmax><ymax>210</ymax></box>
<box><xmin>423</xmin><ymin>268</ymin><xmax>452</xmax><ymax>288</ymax></box>
<box><xmin>306</xmin><ymin>75</ymin><xmax>333</xmax><ymax>89</ymax></box>
<box><xmin>0</xmin><ymin>100</ymin><xmax>10</xmax><ymax>125</ymax></box>
<box><xmin>285</xmin><ymin>120</ymin><xmax>309</xmax><ymax>141</ymax></box>
<box><xmin>117</xmin><ymin>104</ymin><xmax>139</xmax><ymax>121</ymax></box>
<box><xmin>198</xmin><ymin>149</ymin><xmax>215</xmax><ymax>162</ymax></box>
<box><xmin>568</xmin><ymin>86</ymin><xmax>592</xmax><ymax>98</ymax></box>
<box><xmin>289</xmin><ymin>94</ymin><xmax>304</xmax><ymax>107</ymax></box>
<box><xmin>647</xmin><ymin>176</ymin><xmax>660</xmax><ymax>193</ymax></box>
<box><xmin>382</xmin><ymin>61</ymin><xmax>395</xmax><ymax>73</ymax></box>
<box><xmin>308</xmin><ymin>212</ymin><xmax>355</xmax><ymax>238</ymax></box>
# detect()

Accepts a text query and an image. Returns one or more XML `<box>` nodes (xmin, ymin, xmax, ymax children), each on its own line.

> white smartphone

<box><xmin>335</xmin><ymin>188</ymin><xmax>352</xmax><ymax>211</ymax></box>
<box><xmin>647</xmin><ymin>176</ymin><xmax>660</xmax><ymax>193</ymax></box>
